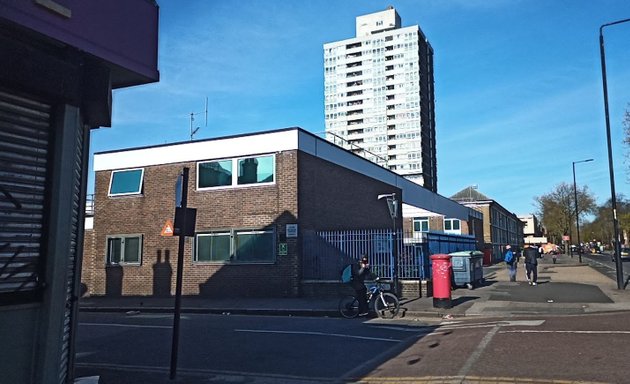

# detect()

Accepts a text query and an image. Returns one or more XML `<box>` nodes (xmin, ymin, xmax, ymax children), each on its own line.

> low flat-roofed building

<box><xmin>84</xmin><ymin>127</ymin><xmax>478</xmax><ymax>298</ymax></box>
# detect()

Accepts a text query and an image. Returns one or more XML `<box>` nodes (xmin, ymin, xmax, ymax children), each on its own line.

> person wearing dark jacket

<box><xmin>523</xmin><ymin>244</ymin><xmax>541</xmax><ymax>285</ymax></box>
<box><xmin>351</xmin><ymin>256</ymin><xmax>372</xmax><ymax>316</ymax></box>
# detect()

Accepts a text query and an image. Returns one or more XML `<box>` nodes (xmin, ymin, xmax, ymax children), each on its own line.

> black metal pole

<box><xmin>599</xmin><ymin>22</ymin><xmax>627</xmax><ymax>289</ymax></box>
<box><xmin>572</xmin><ymin>162</ymin><xmax>582</xmax><ymax>263</ymax></box>
<box><xmin>170</xmin><ymin>167</ymin><xmax>189</xmax><ymax>379</ymax></box>
<box><xmin>392</xmin><ymin>217</ymin><xmax>399</xmax><ymax>296</ymax></box>
<box><xmin>572</xmin><ymin>159</ymin><xmax>592</xmax><ymax>263</ymax></box>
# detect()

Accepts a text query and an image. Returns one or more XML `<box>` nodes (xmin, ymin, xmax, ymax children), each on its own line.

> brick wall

<box><xmin>85</xmin><ymin>150</ymin><xmax>300</xmax><ymax>298</ymax></box>
<box><xmin>83</xmin><ymin>148</ymin><xmax>409</xmax><ymax>299</ymax></box>
<box><xmin>297</xmin><ymin>151</ymin><xmax>401</xmax><ymax>231</ymax></box>
<box><xmin>80</xmin><ymin>228</ymin><xmax>95</xmax><ymax>296</ymax></box>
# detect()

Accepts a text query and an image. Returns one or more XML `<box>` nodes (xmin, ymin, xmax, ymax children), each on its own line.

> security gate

<box><xmin>0</xmin><ymin>87</ymin><xmax>88</xmax><ymax>383</ymax></box>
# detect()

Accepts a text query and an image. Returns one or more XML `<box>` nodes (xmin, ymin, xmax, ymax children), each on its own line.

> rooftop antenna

<box><xmin>189</xmin><ymin>97</ymin><xmax>208</xmax><ymax>141</ymax></box>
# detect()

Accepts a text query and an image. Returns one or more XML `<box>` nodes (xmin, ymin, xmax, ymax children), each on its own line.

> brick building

<box><xmin>450</xmin><ymin>186</ymin><xmax>524</xmax><ymax>262</ymax></box>
<box><xmin>83</xmin><ymin>128</ymin><xmax>476</xmax><ymax>298</ymax></box>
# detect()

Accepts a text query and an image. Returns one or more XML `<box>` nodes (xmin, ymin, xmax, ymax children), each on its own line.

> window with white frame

<box><xmin>444</xmin><ymin>218</ymin><xmax>461</xmax><ymax>234</ymax></box>
<box><xmin>413</xmin><ymin>217</ymin><xmax>429</xmax><ymax>232</ymax></box>
<box><xmin>194</xmin><ymin>228</ymin><xmax>275</xmax><ymax>263</ymax></box>
<box><xmin>197</xmin><ymin>154</ymin><xmax>275</xmax><ymax>190</ymax></box>
<box><xmin>107</xmin><ymin>235</ymin><xmax>142</xmax><ymax>265</ymax></box>
<box><xmin>237</xmin><ymin>156</ymin><xmax>274</xmax><ymax>185</ymax></box>
<box><xmin>109</xmin><ymin>168</ymin><xmax>144</xmax><ymax>196</ymax></box>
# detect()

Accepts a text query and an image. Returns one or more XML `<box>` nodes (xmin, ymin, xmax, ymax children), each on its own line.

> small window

<box><xmin>413</xmin><ymin>217</ymin><xmax>429</xmax><ymax>232</ymax></box>
<box><xmin>109</xmin><ymin>169</ymin><xmax>144</xmax><ymax>196</ymax></box>
<box><xmin>444</xmin><ymin>219</ymin><xmax>461</xmax><ymax>233</ymax></box>
<box><xmin>107</xmin><ymin>235</ymin><xmax>142</xmax><ymax>264</ymax></box>
<box><xmin>198</xmin><ymin>160</ymin><xmax>233</xmax><ymax>188</ymax></box>
<box><xmin>237</xmin><ymin>155</ymin><xmax>274</xmax><ymax>185</ymax></box>
<box><xmin>196</xmin><ymin>232</ymin><xmax>231</xmax><ymax>262</ymax></box>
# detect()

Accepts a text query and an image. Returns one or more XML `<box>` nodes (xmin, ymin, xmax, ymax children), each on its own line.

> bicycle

<box><xmin>338</xmin><ymin>278</ymin><xmax>400</xmax><ymax>319</ymax></box>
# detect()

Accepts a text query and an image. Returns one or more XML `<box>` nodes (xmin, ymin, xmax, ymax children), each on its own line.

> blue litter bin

<box><xmin>448</xmin><ymin>251</ymin><xmax>484</xmax><ymax>289</ymax></box>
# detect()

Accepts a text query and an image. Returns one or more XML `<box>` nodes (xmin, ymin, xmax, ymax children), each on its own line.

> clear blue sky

<box><xmin>90</xmin><ymin>0</ymin><xmax>630</xmax><ymax>216</ymax></box>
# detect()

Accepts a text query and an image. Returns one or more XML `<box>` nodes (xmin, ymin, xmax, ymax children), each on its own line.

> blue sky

<box><xmin>91</xmin><ymin>0</ymin><xmax>630</xmax><ymax>216</ymax></box>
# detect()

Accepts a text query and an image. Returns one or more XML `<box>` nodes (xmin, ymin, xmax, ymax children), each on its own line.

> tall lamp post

<box><xmin>572</xmin><ymin>159</ymin><xmax>593</xmax><ymax>263</ymax></box>
<box><xmin>378</xmin><ymin>193</ymin><xmax>399</xmax><ymax>296</ymax></box>
<box><xmin>599</xmin><ymin>19</ymin><xmax>629</xmax><ymax>289</ymax></box>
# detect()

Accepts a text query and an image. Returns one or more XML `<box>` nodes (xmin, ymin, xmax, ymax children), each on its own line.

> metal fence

<box><xmin>302</xmin><ymin>229</ymin><xmax>476</xmax><ymax>281</ymax></box>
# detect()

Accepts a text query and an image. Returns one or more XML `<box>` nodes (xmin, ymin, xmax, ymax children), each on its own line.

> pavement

<box><xmin>79</xmin><ymin>252</ymin><xmax>630</xmax><ymax>321</ymax></box>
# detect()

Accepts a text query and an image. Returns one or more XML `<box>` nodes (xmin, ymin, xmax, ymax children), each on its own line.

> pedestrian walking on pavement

<box><xmin>504</xmin><ymin>244</ymin><xmax>517</xmax><ymax>282</ymax></box>
<box><xmin>351</xmin><ymin>255</ymin><xmax>372</xmax><ymax>316</ymax></box>
<box><xmin>523</xmin><ymin>244</ymin><xmax>541</xmax><ymax>285</ymax></box>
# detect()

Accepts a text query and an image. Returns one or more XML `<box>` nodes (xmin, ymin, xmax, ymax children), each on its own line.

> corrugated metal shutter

<box><xmin>59</xmin><ymin>109</ymin><xmax>87</xmax><ymax>384</ymax></box>
<box><xmin>0</xmin><ymin>88</ymin><xmax>51</xmax><ymax>303</ymax></box>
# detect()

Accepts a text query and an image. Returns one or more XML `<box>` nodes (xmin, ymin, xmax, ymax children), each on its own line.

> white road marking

<box><xmin>440</xmin><ymin>320</ymin><xmax>545</xmax><ymax>329</ymax></box>
<box><xmin>75</xmin><ymin>362</ymin><xmax>332</xmax><ymax>383</ymax></box>
<box><xmin>458</xmin><ymin>325</ymin><xmax>500</xmax><ymax>377</ymax></box>
<box><xmin>80</xmin><ymin>323</ymin><xmax>171</xmax><ymax>329</ymax></box>
<box><xmin>502</xmin><ymin>330</ymin><xmax>630</xmax><ymax>334</ymax></box>
<box><xmin>234</xmin><ymin>329</ymin><xmax>400</xmax><ymax>342</ymax></box>
<box><xmin>370</xmin><ymin>320</ymin><xmax>546</xmax><ymax>337</ymax></box>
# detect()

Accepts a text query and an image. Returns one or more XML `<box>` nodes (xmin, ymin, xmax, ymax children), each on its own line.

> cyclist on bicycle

<box><xmin>351</xmin><ymin>255</ymin><xmax>372</xmax><ymax>316</ymax></box>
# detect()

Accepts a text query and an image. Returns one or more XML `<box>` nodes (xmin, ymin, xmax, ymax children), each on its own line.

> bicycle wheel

<box><xmin>338</xmin><ymin>295</ymin><xmax>360</xmax><ymax>319</ymax></box>
<box><xmin>374</xmin><ymin>292</ymin><xmax>399</xmax><ymax>319</ymax></box>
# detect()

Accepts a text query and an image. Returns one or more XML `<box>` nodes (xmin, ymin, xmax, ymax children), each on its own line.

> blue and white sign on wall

<box><xmin>286</xmin><ymin>224</ymin><xmax>298</xmax><ymax>238</ymax></box>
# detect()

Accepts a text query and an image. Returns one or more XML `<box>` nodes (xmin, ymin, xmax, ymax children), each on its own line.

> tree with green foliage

<box><xmin>534</xmin><ymin>182</ymin><xmax>597</xmax><ymax>244</ymax></box>
<box><xmin>582</xmin><ymin>195</ymin><xmax>629</xmax><ymax>247</ymax></box>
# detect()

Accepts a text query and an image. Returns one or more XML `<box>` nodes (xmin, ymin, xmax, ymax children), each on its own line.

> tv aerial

<box><xmin>189</xmin><ymin>97</ymin><xmax>208</xmax><ymax>141</ymax></box>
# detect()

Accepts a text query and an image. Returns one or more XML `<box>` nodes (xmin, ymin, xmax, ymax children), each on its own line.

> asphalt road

<box><xmin>582</xmin><ymin>252</ymin><xmax>630</xmax><ymax>286</ymax></box>
<box><xmin>75</xmin><ymin>312</ymin><xmax>432</xmax><ymax>383</ymax></box>
<box><xmin>75</xmin><ymin>311</ymin><xmax>630</xmax><ymax>383</ymax></box>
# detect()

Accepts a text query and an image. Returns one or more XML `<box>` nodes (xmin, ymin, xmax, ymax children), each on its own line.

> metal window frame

<box><xmin>106</xmin><ymin>234</ymin><xmax>143</xmax><ymax>265</ymax></box>
<box><xmin>194</xmin><ymin>231</ymin><xmax>231</xmax><ymax>263</ymax></box>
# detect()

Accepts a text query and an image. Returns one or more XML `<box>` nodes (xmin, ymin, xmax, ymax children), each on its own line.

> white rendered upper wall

<box><xmin>93</xmin><ymin>128</ymin><xmax>470</xmax><ymax>220</ymax></box>
<box><xmin>356</xmin><ymin>7</ymin><xmax>401</xmax><ymax>36</ymax></box>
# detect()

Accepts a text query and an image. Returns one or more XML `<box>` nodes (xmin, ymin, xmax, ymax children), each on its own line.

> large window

<box><xmin>196</xmin><ymin>232</ymin><xmax>231</xmax><ymax>262</ymax></box>
<box><xmin>109</xmin><ymin>168</ymin><xmax>144</xmax><ymax>196</ymax></box>
<box><xmin>235</xmin><ymin>229</ymin><xmax>275</xmax><ymax>262</ymax></box>
<box><xmin>413</xmin><ymin>217</ymin><xmax>429</xmax><ymax>232</ymax></box>
<box><xmin>194</xmin><ymin>229</ymin><xmax>275</xmax><ymax>263</ymax></box>
<box><xmin>197</xmin><ymin>154</ymin><xmax>275</xmax><ymax>190</ymax></box>
<box><xmin>107</xmin><ymin>235</ymin><xmax>142</xmax><ymax>265</ymax></box>
<box><xmin>238</xmin><ymin>156</ymin><xmax>274</xmax><ymax>185</ymax></box>
<box><xmin>198</xmin><ymin>160</ymin><xmax>232</xmax><ymax>188</ymax></box>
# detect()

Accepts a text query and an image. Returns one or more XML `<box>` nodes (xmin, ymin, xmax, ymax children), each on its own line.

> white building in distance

<box><xmin>323</xmin><ymin>6</ymin><xmax>437</xmax><ymax>192</ymax></box>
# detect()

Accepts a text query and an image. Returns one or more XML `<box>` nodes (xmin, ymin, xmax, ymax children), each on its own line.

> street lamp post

<box><xmin>378</xmin><ymin>193</ymin><xmax>399</xmax><ymax>296</ymax></box>
<box><xmin>572</xmin><ymin>159</ymin><xmax>593</xmax><ymax>263</ymax></box>
<box><xmin>599</xmin><ymin>19</ymin><xmax>629</xmax><ymax>289</ymax></box>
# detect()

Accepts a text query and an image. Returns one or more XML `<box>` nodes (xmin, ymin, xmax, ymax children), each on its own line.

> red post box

<box><xmin>430</xmin><ymin>254</ymin><xmax>452</xmax><ymax>309</ymax></box>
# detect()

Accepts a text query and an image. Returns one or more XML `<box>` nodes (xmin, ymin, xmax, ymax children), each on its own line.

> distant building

<box><xmin>323</xmin><ymin>7</ymin><xmax>437</xmax><ymax>192</ymax></box>
<box><xmin>451</xmin><ymin>186</ymin><xmax>524</xmax><ymax>262</ymax></box>
<box><xmin>518</xmin><ymin>214</ymin><xmax>547</xmax><ymax>244</ymax></box>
